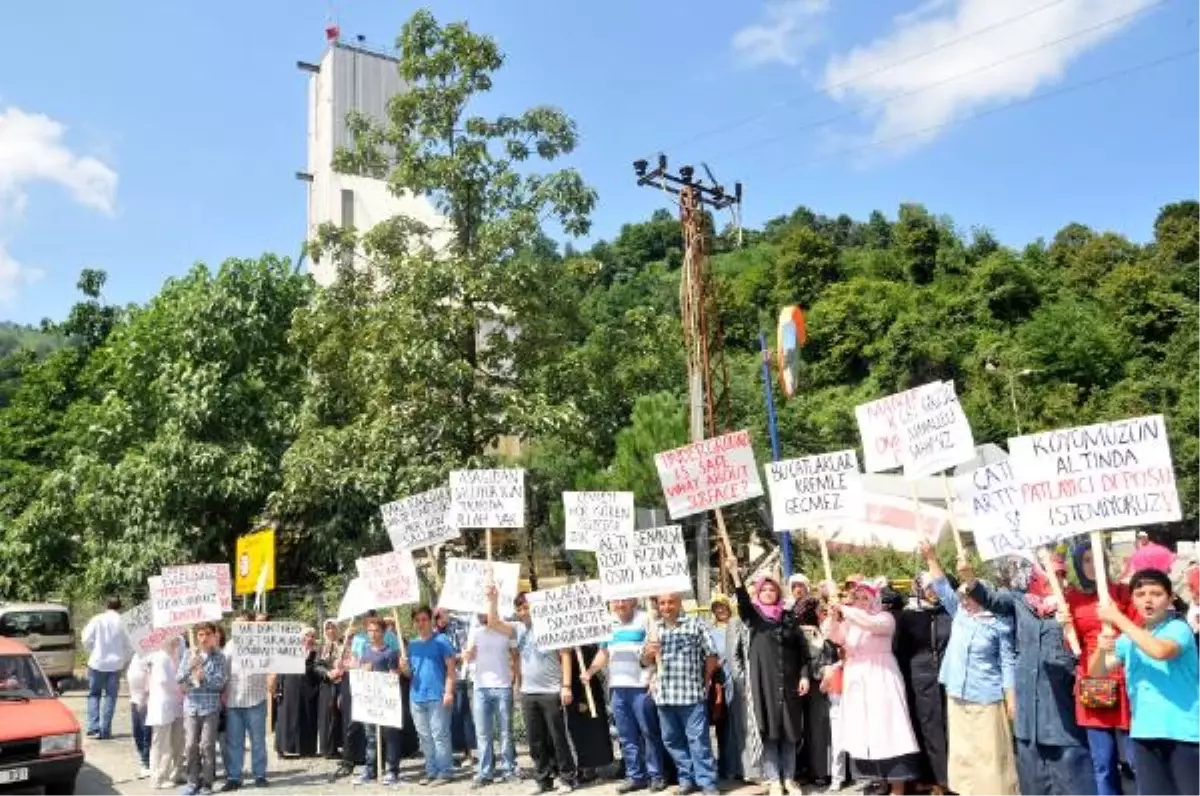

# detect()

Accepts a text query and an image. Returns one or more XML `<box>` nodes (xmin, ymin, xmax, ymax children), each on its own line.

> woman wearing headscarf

<box><xmin>920</xmin><ymin>542</ymin><xmax>1019</xmax><ymax>794</ymax></box>
<box><xmin>564</xmin><ymin>643</ymin><xmax>614</xmax><ymax>783</ymax></box>
<box><xmin>787</xmin><ymin>574</ymin><xmax>811</xmax><ymax>609</ymax></box>
<box><xmin>725</xmin><ymin>590</ymin><xmax>761</xmax><ymax>783</ymax></box>
<box><xmin>793</xmin><ymin>589</ymin><xmax>834</xmax><ymax>790</ymax></box>
<box><xmin>822</xmin><ymin>577</ymin><xmax>922</xmax><ymax>795</ymax></box>
<box><xmin>895</xmin><ymin>569</ymin><xmax>953</xmax><ymax>793</ymax></box>
<box><xmin>275</xmin><ymin>626</ymin><xmax>322</xmax><ymax>758</ymax></box>
<box><xmin>732</xmin><ymin>568</ymin><xmax>811</xmax><ymax>796</ymax></box>
<box><xmin>707</xmin><ymin>594</ymin><xmax>738</xmax><ymax>782</ymax></box>
<box><xmin>313</xmin><ymin>620</ymin><xmax>344</xmax><ymax>760</ymax></box>
<box><xmin>1065</xmin><ymin>540</ymin><xmax>1139</xmax><ymax>795</ymax></box>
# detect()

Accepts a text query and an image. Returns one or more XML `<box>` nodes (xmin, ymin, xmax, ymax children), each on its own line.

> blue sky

<box><xmin>1</xmin><ymin>0</ymin><xmax>1196</xmax><ymax>324</ymax></box>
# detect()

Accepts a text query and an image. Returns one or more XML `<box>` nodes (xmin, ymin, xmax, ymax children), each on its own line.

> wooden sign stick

<box><xmin>941</xmin><ymin>474</ymin><xmax>966</xmax><ymax>557</ymax></box>
<box><xmin>391</xmin><ymin>608</ymin><xmax>407</xmax><ymax>658</ymax></box>
<box><xmin>1037</xmin><ymin>546</ymin><xmax>1081</xmax><ymax>655</ymax></box>
<box><xmin>574</xmin><ymin>648</ymin><xmax>597</xmax><ymax>718</ymax></box>
<box><xmin>817</xmin><ymin>526</ymin><xmax>833</xmax><ymax>585</ymax></box>
<box><xmin>713</xmin><ymin>508</ymin><xmax>742</xmax><ymax>588</ymax></box>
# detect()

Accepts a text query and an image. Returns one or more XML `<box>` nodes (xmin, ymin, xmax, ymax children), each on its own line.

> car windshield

<box><xmin>0</xmin><ymin>610</ymin><xmax>72</xmax><ymax>637</ymax></box>
<box><xmin>0</xmin><ymin>654</ymin><xmax>53</xmax><ymax>698</ymax></box>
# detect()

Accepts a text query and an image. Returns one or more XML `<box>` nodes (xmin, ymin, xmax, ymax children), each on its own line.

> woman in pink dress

<box><xmin>822</xmin><ymin>578</ymin><xmax>921</xmax><ymax>795</ymax></box>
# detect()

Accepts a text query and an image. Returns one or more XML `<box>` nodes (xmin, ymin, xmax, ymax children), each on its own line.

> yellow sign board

<box><xmin>235</xmin><ymin>528</ymin><xmax>276</xmax><ymax>596</ymax></box>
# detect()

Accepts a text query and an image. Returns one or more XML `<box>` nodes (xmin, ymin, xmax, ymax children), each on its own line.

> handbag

<box><xmin>1078</xmin><ymin>676</ymin><xmax>1119</xmax><ymax>709</ymax></box>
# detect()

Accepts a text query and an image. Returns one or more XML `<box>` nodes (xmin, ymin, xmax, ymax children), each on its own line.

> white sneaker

<box><xmin>785</xmin><ymin>780</ymin><xmax>804</xmax><ymax>795</ymax></box>
<box><xmin>138</xmin><ymin>766</ymin><xmax>152</xmax><ymax>779</ymax></box>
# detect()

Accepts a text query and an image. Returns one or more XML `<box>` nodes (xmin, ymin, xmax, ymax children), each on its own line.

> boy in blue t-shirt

<box><xmin>1094</xmin><ymin>567</ymin><xmax>1200</xmax><ymax>796</ymax></box>
<box><xmin>399</xmin><ymin>605</ymin><xmax>457</xmax><ymax>784</ymax></box>
<box><xmin>351</xmin><ymin>617</ymin><xmax>401</xmax><ymax>785</ymax></box>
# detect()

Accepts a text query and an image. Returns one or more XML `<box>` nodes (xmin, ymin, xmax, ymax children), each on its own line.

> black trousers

<box><xmin>339</xmin><ymin>676</ymin><xmax>365</xmax><ymax>765</ymax></box>
<box><xmin>522</xmin><ymin>693</ymin><xmax>576</xmax><ymax>786</ymax></box>
<box><xmin>1131</xmin><ymin>738</ymin><xmax>1200</xmax><ymax>795</ymax></box>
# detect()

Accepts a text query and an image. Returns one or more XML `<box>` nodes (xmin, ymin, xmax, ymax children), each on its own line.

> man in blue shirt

<box><xmin>177</xmin><ymin>622</ymin><xmax>227</xmax><ymax>796</ymax></box>
<box><xmin>400</xmin><ymin>605</ymin><xmax>457</xmax><ymax>785</ymax></box>
<box><xmin>353</xmin><ymin>617</ymin><xmax>401</xmax><ymax>786</ymax></box>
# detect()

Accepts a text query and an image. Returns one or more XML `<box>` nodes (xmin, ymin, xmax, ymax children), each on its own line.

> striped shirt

<box><xmin>222</xmin><ymin>641</ymin><xmax>270</xmax><ymax>709</ymax></box>
<box><xmin>176</xmin><ymin>649</ymin><xmax>227</xmax><ymax>717</ymax></box>
<box><xmin>601</xmin><ymin>610</ymin><xmax>653</xmax><ymax>688</ymax></box>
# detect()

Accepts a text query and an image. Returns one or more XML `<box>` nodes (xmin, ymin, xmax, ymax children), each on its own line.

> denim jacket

<box><xmin>934</xmin><ymin>576</ymin><xmax>1015</xmax><ymax>705</ymax></box>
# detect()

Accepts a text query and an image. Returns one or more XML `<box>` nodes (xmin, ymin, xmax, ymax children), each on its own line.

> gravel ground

<box><xmin>63</xmin><ymin>691</ymin><xmax>795</xmax><ymax>796</ymax></box>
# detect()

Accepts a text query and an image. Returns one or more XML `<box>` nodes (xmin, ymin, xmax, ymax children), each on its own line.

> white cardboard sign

<box><xmin>854</xmin><ymin>387</ymin><xmax>922</xmax><ymax>473</ymax></box>
<box><xmin>765</xmin><ymin>449</ymin><xmax>865</xmax><ymax>531</ymax></box>
<box><xmin>355</xmin><ymin>550</ymin><xmax>421</xmax><ymax>608</ymax></box>
<box><xmin>148</xmin><ymin>574</ymin><xmax>223</xmax><ymax>629</ymax></box>
<box><xmin>597</xmin><ymin>524</ymin><xmax>691</xmax><ymax>601</ymax></box>
<box><xmin>382</xmin><ymin>487</ymin><xmax>460</xmax><ymax>552</ymax></box>
<box><xmin>655</xmin><ymin>430</ymin><xmax>764</xmax><ymax>520</ymax></box>
<box><xmin>337</xmin><ymin>578</ymin><xmax>375</xmax><ymax>622</ymax></box>
<box><xmin>527</xmin><ymin>580</ymin><xmax>611</xmax><ymax>651</ymax></box>
<box><xmin>449</xmin><ymin>469</ymin><xmax>525</xmax><ymax>529</ymax></box>
<box><xmin>349</xmin><ymin>670</ymin><xmax>404</xmax><ymax>728</ymax></box>
<box><xmin>953</xmin><ymin>460</ymin><xmax>1039</xmax><ymax>560</ymax></box>
<box><xmin>900</xmin><ymin>381</ymin><xmax>976</xmax><ymax>477</ymax></box>
<box><xmin>563</xmin><ymin>491</ymin><xmax>635</xmax><ymax>551</ymax></box>
<box><xmin>436</xmin><ymin>558</ymin><xmax>521</xmax><ymax>615</ymax></box>
<box><xmin>1008</xmin><ymin>414</ymin><xmax>1181</xmax><ymax>539</ymax></box>
<box><xmin>160</xmin><ymin>563</ymin><xmax>232</xmax><ymax>613</ymax></box>
<box><xmin>121</xmin><ymin>601</ymin><xmax>183</xmax><ymax>656</ymax></box>
<box><xmin>230</xmin><ymin>621</ymin><xmax>306</xmax><ymax>675</ymax></box>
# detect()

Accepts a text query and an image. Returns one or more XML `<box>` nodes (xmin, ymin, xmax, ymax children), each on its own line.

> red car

<box><xmin>0</xmin><ymin>637</ymin><xmax>83</xmax><ymax>794</ymax></box>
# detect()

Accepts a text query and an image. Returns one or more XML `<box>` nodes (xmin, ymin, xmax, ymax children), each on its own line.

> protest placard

<box><xmin>449</xmin><ymin>469</ymin><xmax>525</xmax><ymax>529</ymax></box>
<box><xmin>953</xmin><ymin>460</ymin><xmax>1039</xmax><ymax>560</ymax></box>
<box><xmin>597</xmin><ymin>525</ymin><xmax>691</xmax><ymax>601</ymax></box>
<box><xmin>900</xmin><ymin>381</ymin><xmax>976</xmax><ymax>478</ymax></box>
<box><xmin>765</xmin><ymin>449</ymin><xmax>865</xmax><ymax>531</ymax></box>
<box><xmin>655</xmin><ymin>430</ymin><xmax>764</xmax><ymax>520</ymax></box>
<box><xmin>160</xmin><ymin>563</ymin><xmax>232</xmax><ymax>613</ymax></box>
<box><xmin>436</xmin><ymin>558</ymin><xmax>521</xmax><ymax>615</ymax></box>
<box><xmin>337</xmin><ymin>578</ymin><xmax>374</xmax><ymax>622</ymax></box>
<box><xmin>121</xmin><ymin>601</ymin><xmax>182</xmax><ymax>656</ymax></box>
<box><xmin>854</xmin><ymin>388</ymin><xmax>922</xmax><ymax>473</ymax></box>
<box><xmin>229</xmin><ymin>621</ymin><xmax>306</xmax><ymax>674</ymax></box>
<box><xmin>563</xmin><ymin>491</ymin><xmax>635</xmax><ymax>551</ymax></box>
<box><xmin>1009</xmin><ymin>414</ymin><xmax>1181</xmax><ymax>538</ymax></box>
<box><xmin>349</xmin><ymin>670</ymin><xmax>404</xmax><ymax>729</ymax></box>
<box><xmin>381</xmin><ymin>487</ymin><xmax>460</xmax><ymax>552</ymax></box>
<box><xmin>355</xmin><ymin>550</ymin><xmax>421</xmax><ymax>608</ymax></box>
<box><xmin>526</xmin><ymin>580</ymin><xmax>610</xmax><ymax>650</ymax></box>
<box><xmin>148</xmin><ymin>575</ymin><xmax>222</xmax><ymax>629</ymax></box>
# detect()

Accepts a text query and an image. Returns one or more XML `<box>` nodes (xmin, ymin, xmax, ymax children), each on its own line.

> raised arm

<box><xmin>967</xmin><ymin>579</ymin><xmax>1017</xmax><ymax>617</ymax></box>
<box><xmin>1099</xmin><ymin>602</ymin><xmax>1185</xmax><ymax>662</ymax></box>
<box><xmin>486</xmin><ymin>585</ymin><xmax>515</xmax><ymax>638</ymax></box>
<box><xmin>840</xmin><ymin>605</ymin><xmax>895</xmax><ymax>635</ymax></box>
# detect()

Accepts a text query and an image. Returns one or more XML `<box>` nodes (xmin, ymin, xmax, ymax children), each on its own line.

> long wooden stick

<box><xmin>1038</xmin><ymin>546</ymin><xmax>1081</xmax><ymax>655</ymax></box>
<box><xmin>376</xmin><ymin>724</ymin><xmax>383</xmax><ymax>779</ymax></box>
<box><xmin>574</xmin><ymin>648</ymin><xmax>597</xmax><ymax>718</ymax></box>
<box><xmin>941</xmin><ymin>474</ymin><xmax>965</xmax><ymax>556</ymax></box>
<box><xmin>817</xmin><ymin>527</ymin><xmax>833</xmax><ymax>585</ymax></box>
<box><xmin>391</xmin><ymin>608</ymin><xmax>407</xmax><ymax>658</ymax></box>
<box><xmin>713</xmin><ymin>508</ymin><xmax>742</xmax><ymax>588</ymax></box>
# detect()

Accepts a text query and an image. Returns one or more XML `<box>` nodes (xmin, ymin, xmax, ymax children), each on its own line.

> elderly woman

<box><xmin>895</xmin><ymin>569</ymin><xmax>953</xmax><ymax>793</ymax></box>
<box><xmin>313</xmin><ymin>620</ymin><xmax>344</xmax><ymax>760</ymax></box>
<box><xmin>822</xmin><ymin>577</ymin><xmax>921</xmax><ymax>795</ymax></box>
<box><xmin>731</xmin><ymin>567</ymin><xmax>811</xmax><ymax>796</ymax></box>
<box><xmin>275</xmin><ymin>626</ymin><xmax>321</xmax><ymax>758</ymax></box>
<box><xmin>920</xmin><ymin>542</ymin><xmax>1019</xmax><ymax>794</ymax></box>
<box><xmin>707</xmin><ymin>594</ymin><xmax>739</xmax><ymax>782</ymax></box>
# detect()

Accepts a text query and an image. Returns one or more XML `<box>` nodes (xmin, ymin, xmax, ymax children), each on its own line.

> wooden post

<box><xmin>817</xmin><ymin>527</ymin><xmax>833</xmax><ymax>585</ymax></box>
<box><xmin>713</xmin><ymin>508</ymin><xmax>742</xmax><ymax>588</ymax></box>
<box><xmin>376</xmin><ymin>724</ymin><xmax>383</xmax><ymax>779</ymax></box>
<box><xmin>574</xmin><ymin>648</ymin><xmax>597</xmax><ymax>718</ymax></box>
<box><xmin>941</xmin><ymin>474</ymin><xmax>965</xmax><ymax>556</ymax></box>
<box><xmin>391</xmin><ymin>608</ymin><xmax>407</xmax><ymax>658</ymax></box>
<box><xmin>1038</xmin><ymin>547</ymin><xmax>1081</xmax><ymax>655</ymax></box>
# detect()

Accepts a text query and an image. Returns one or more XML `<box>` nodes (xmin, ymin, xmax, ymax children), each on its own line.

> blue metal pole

<box><xmin>759</xmin><ymin>331</ymin><xmax>792</xmax><ymax>575</ymax></box>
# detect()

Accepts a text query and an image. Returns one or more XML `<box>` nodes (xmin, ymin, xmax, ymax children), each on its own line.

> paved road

<box><xmin>63</xmin><ymin>692</ymin><xmax>787</xmax><ymax>796</ymax></box>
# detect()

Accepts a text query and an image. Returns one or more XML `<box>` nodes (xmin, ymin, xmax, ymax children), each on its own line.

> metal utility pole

<box><xmin>634</xmin><ymin>154</ymin><xmax>742</xmax><ymax>602</ymax></box>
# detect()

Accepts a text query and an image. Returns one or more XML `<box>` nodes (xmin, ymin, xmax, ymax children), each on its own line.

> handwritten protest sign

<box><xmin>527</xmin><ymin>580</ymin><xmax>610</xmax><ymax>650</ymax></box>
<box><xmin>436</xmin><ymin>558</ymin><xmax>521</xmax><ymax>615</ymax></box>
<box><xmin>1009</xmin><ymin>414</ymin><xmax>1181</xmax><ymax>539</ymax></box>
<box><xmin>121</xmin><ymin>602</ymin><xmax>182</xmax><ymax>656</ymax></box>
<box><xmin>655</xmin><ymin>430</ymin><xmax>764</xmax><ymax>520</ymax></box>
<box><xmin>900</xmin><ymin>381</ymin><xmax>976</xmax><ymax>478</ymax></box>
<box><xmin>148</xmin><ymin>574</ymin><xmax>222</xmax><ymax>629</ymax></box>
<box><xmin>381</xmin><ymin>487</ymin><xmax>459</xmax><ymax>552</ymax></box>
<box><xmin>349</xmin><ymin>670</ymin><xmax>404</xmax><ymax>729</ymax></box>
<box><xmin>563</xmin><ymin>492</ymin><xmax>634</xmax><ymax>551</ymax></box>
<box><xmin>597</xmin><ymin>525</ymin><xmax>691</xmax><ymax>601</ymax></box>
<box><xmin>230</xmin><ymin>621</ymin><xmax>306</xmax><ymax>674</ymax></box>
<box><xmin>953</xmin><ymin>461</ymin><xmax>1038</xmax><ymax>560</ymax></box>
<box><xmin>337</xmin><ymin>578</ymin><xmax>374</xmax><ymax>622</ymax></box>
<box><xmin>160</xmin><ymin>563</ymin><xmax>232</xmax><ymax>613</ymax></box>
<box><xmin>449</xmin><ymin>469</ymin><xmax>525</xmax><ymax>529</ymax></box>
<box><xmin>854</xmin><ymin>388</ymin><xmax>922</xmax><ymax>473</ymax></box>
<box><xmin>765</xmin><ymin>449</ymin><xmax>865</xmax><ymax>531</ymax></box>
<box><xmin>356</xmin><ymin>550</ymin><xmax>421</xmax><ymax>608</ymax></box>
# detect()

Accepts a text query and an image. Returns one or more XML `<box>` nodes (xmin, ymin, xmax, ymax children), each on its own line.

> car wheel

<box><xmin>45</xmin><ymin>778</ymin><xmax>77</xmax><ymax>795</ymax></box>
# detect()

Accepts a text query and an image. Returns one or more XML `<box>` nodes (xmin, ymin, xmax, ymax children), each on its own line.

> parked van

<box><xmin>0</xmin><ymin>637</ymin><xmax>83</xmax><ymax>794</ymax></box>
<box><xmin>0</xmin><ymin>604</ymin><xmax>75</xmax><ymax>689</ymax></box>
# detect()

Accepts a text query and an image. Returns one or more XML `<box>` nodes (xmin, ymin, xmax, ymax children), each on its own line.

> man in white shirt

<box><xmin>465</xmin><ymin>590</ymin><xmax>519</xmax><ymax>788</ymax></box>
<box><xmin>82</xmin><ymin>595</ymin><xmax>131</xmax><ymax>739</ymax></box>
<box><xmin>221</xmin><ymin>611</ymin><xmax>271</xmax><ymax>790</ymax></box>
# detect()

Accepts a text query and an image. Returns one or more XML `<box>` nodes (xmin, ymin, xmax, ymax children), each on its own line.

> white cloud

<box><xmin>0</xmin><ymin>241</ymin><xmax>45</xmax><ymax>305</ymax></box>
<box><xmin>732</xmin><ymin>0</ymin><xmax>831</xmax><ymax>68</ymax></box>
<box><xmin>820</xmin><ymin>0</ymin><xmax>1157</xmax><ymax>155</ymax></box>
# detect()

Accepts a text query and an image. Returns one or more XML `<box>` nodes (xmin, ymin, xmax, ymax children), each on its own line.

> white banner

<box><xmin>597</xmin><ymin>525</ymin><xmax>691</xmax><ymax>601</ymax></box>
<box><xmin>436</xmin><ymin>558</ymin><xmax>521</xmax><ymax>615</ymax></box>
<box><xmin>337</xmin><ymin>578</ymin><xmax>375</xmax><ymax>622</ymax></box>
<box><xmin>349</xmin><ymin>669</ymin><xmax>404</xmax><ymax>729</ymax></box>
<box><xmin>230</xmin><ymin>621</ymin><xmax>306</xmax><ymax>675</ymax></box>
<box><xmin>1009</xmin><ymin>414</ymin><xmax>1181</xmax><ymax>539</ymax></box>
<box><xmin>954</xmin><ymin>461</ymin><xmax>1039</xmax><ymax>560</ymax></box>
<box><xmin>527</xmin><ymin>580</ymin><xmax>611</xmax><ymax>651</ymax></box>
<box><xmin>160</xmin><ymin>563</ymin><xmax>232</xmax><ymax>613</ymax></box>
<box><xmin>655</xmin><ymin>430</ymin><xmax>764</xmax><ymax>520</ymax></box>
<box><xmin>563</xmin><ymin>491</ymin><xmax>634</xmax><ymax>551</ymax></box>
<box><xmin>449</xmin><ymin>469</ymin><xmax>525</xmax><ymax>529</ymax></box>
<box><xmin>121</xmin><ymin>601</ymin><xmax>183</xmax><ymax>656</ymax></box>
<box><xmin>900</xmin><ymin>381</ymin><xmax>976</xmax><ymax>478</ymax></box>
<box><xmin>854</xmin><ymin>388</ymin><xmax>922</xmax><ymax>473</ymax></box>
<box><xmin>381</xmin><ymin>487</ymin><xmax>460</xmax><ymax>552</ymax></box>
<box><xmin>765</xmin><ymin>449</ymin><xmax>865</xmax><ymax>531</ymax></box>
<box><xmin>355</xmin><ymin>550</ymin><xmax>421</xmax><ymax>608</ymax></box>
<box><xmin>148</xmin><ymin>574</ymin><xmax>222</xmax><ymax>629</ymax></box>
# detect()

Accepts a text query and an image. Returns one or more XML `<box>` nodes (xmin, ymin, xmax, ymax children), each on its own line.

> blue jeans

<box><xmin>411</xmin><ymin>700</ymin><xmax>454</xmax><ymax>778</ymax></box>
<box><xmin>658</xmin><ymin>702</ymin><xmax>717</xmax><ymax>791</ymax></box>
<box><xmin>1015</xmin><ymin>738</ymin><xmax>1097</xmax><ymax>795</ymax></box>
<box><xmin>131</xmin><ymin>703</ymin><xmax>152</xmax><ymax>767</ymax></box>
<box><xmin>611</xmin><ymin>687</ymin><xmax>665</xmax><ymax>784</ymax></box>
<box><xmin>1087</xmin><ymin>727</ymin><xmax>1136</xmax><ymax>795</ymax></box>
<box><xmin>363</xmin><ymin>723</ymin><xmax>401</xmax><ymax>778</ymax></box>
<box><xmin>224</xmin><ymin>701</ymin><xmax>268</xmax><ymax>783</ymax></box>
<box><xmin>472</xmin><ymin>686</ymin><xmax>516</xmax><ymax>780</ymax></box>
<box><xmin>87</xmin><ymin>668</ymin><xmax>120</xmax><ymax>737</ymax></box>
